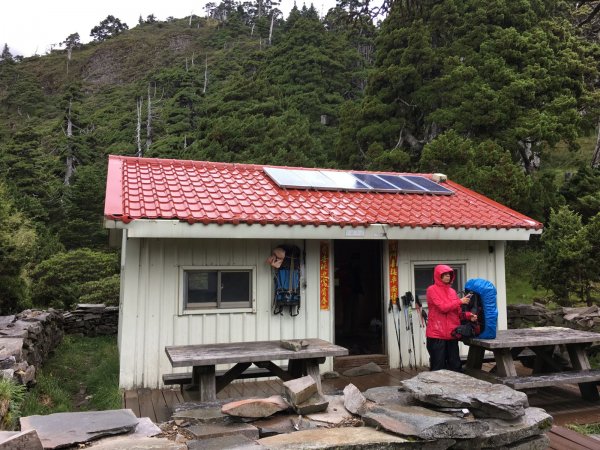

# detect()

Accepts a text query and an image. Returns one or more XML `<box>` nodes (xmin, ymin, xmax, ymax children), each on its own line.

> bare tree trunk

<box><xmin>189</xmin><ymin>13</ymin><xmax>193</xmax><ymax>27</ymax></box>
<box><xmin>146</xmin><ymin>84</ymin><xmax>152</xmax><ymax>153</ymax></box>
<box><xmin>268</xmin><ymin>14</ymin><xmax>274</xmax><ymax>45</ymax></box>
<box><xmin>66</xmin><ymin>47</ymin><xmax>72</xmax><ymax>75</ymax></box>
<box><xmin>517</xmin><ymin>139</ymin><xmax>540</xmax><ymax>174</ymax></box>
<box><xmin>136</xmin><ymin>97</ymin><xmax>143</xmax><ymax>157</ymax></box>
<box><xmin>203</xmin><ymin>56</ymin><xmax>208</xmax><ymax>94</ymax></box>
<box><xmin>64</xmin><ymin>99</ymin><xmax>75</xmax><ymax>185</ymax></box>
<box><xmin>251</xmin><ymin>23</ymin><xmax>255</xmax><ymax>36</ymax></box>
<box><xmin>592</xmin><ymin>118</ymin><xmax>600</xmax><ymax>169</ymax></box>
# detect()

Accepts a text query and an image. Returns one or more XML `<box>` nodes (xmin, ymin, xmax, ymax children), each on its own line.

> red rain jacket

<box><xmin>425</xmin><ymin>264</ymin><xmax>462</xmax><ymax>340</ymax></box>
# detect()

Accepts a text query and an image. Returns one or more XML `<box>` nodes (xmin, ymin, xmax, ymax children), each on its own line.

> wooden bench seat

<box><xmin>500</xmin><ymin>369</ymin><xmax>600</xmax><ymax>390</ymax></box>
<box><xmin>163</xmin><ymin>366</ymin><xmax>287</xmax><ymax>388</ymax></box>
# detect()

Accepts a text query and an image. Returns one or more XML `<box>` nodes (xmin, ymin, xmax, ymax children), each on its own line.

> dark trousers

<box><xmin>426</xmin><ymin>337</ymin><xmax>462</xmax><ymax>372</ymax></box>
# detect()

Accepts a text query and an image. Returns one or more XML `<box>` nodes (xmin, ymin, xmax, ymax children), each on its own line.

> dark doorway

<box><xmin>334</xmin><ymin>240</ymin><xmax>384</xmax><ymax>356</ymax></box>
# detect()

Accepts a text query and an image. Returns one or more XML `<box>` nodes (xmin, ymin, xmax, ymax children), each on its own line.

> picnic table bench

<box><xmin>164</xmin><ymin>338</ymin><xmax>348</xmax><ymax>401</ymax></box>
<box><xmin>464</xmin><ymin>326</ymin><xmax>600</xmax><ymax>401</ymax></box>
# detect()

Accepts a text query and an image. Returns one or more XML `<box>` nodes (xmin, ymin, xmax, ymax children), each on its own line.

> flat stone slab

<box><xmin>496</xmin><ymin>433</ymin><xmax>549</xmax><ymax>450</ymax></box>
<box><xmin>401</xmin><ymin>370</ymin><xmax>528</xmax><ymax>419</ymax></box>
<box><xmin>0</xmin><ymin>430</ymin><xmax>43</xmax><ymax>450</ymax></box>
<box><xmin>253</xmin><ymin>415</ymin><xmax>320</xmax><ymax>437</ymax></box>
<box><xmin>222</xmin><ymin>396</ymin><xmax>290</xmax><ymax>418</ymax></box>
<box><xmin>172</xmin><ymin>401</ymin><xmax>230</xmax><ymax>423</ymax></box>
<box><xmin>188</xmin><ymin>421</ymin><xmax>259</xmax><ymax>440</ymax></box>
<box><xmin>188</xmin><ymin>434</ymin><xmax>265</xmax><ymax>449</ymax></box>
<box><xmin>305</xmin><ymin>395</ymin><xmax>352</xmax><ymax>425</ymax></box>
<box><xmin>363</xmin><ymin>404</ymin><xmax>488</xmax><ymax>440</ymax></box>
<box><xmin>342</xmin><ymin>362</ymin><xmax>382</xmax><ymax>377</ymax></box>
<box><xmin>20</xmin><ymin>409</ymin><xmax>139</xmax><ymax>449</ymax></box>
<box><xmin>87</xmin><ymin>436</ymin><xmax>187</xmax><ymax>449</ymax></box>
<box><xmin>363</xmin><ymin>386</ymin><xmax>419</xmax><ymax>406</ymax></box>
<box><xmin>451</xmin><ymin>407</ymin><xmax>552</xmax><ymax>448</ymax></box>
<box><xmin>258</xmin><ymin>427</ymin><xmax>414</xmax><ymax>449</ymax></box>
<box><xmin>294</xmin><ymin>393</ymin><xmax>329</xmax><ymax>415</ymax></box>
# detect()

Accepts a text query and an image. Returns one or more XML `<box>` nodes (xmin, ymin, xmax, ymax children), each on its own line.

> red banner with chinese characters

<box><xmin>319</xmin><ymin>241</ymin><xmax>330</xmax><ymax>310</ymax></box>
<box><xmin>389</xmin><ymin>241</ymin><xmax>399</xmax><ymax>304</ymax></box>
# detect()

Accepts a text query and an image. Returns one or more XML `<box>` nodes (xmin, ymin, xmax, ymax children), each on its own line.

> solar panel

<box><xmin>264</xmin><ymin>167</ymin><xmax>454</xmax><ymax>195</ymax></box>
<box><xmin>403</xmin><ymin>175</ymin><xmax>453</xmax><ymax>195</ymax></box>
<box><xmin>376</xmin><ymin>174</ymin><xmax>426</xmax><ymax>193</ymax></box>
<box><xmin>352</xmin><ymin>173</ymin><xmax>398</xmax><ymax>191</ymax></box>
<box><xmin>321</xmin><ymin>171</ymin><xmax>370</xmax><ymax>190</ymax></box>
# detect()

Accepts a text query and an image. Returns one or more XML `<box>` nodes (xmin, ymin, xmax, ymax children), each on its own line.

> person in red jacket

<box><xmin>425</xmin><ymin>264</ymin><xmax>474</xmax><ymax>371</ymax></box>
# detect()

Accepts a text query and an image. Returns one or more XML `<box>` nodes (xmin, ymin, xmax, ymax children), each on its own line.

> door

<box><xmin>333</xmin><ymin>240</ymin><xmax>385</xmax><ymax>359</ymax></box>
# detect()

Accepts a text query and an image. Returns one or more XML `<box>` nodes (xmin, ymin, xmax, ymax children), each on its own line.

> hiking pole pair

<box><xmin>401</xmin><ymin>292</ymin><xmax>417</xmax><ymax>369</ymax></box>
<box><xmin>388</xmin><ymin>297</ymin><xmax>403</xmax><ymax>369</ymax></box>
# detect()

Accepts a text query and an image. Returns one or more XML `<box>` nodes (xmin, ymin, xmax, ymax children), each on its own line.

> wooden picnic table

<box><xmin>165</xmin><ymin>338</ymin><xmax>348</xmax><ymax>401</ymax></box>
<box><xmin>464</xmin><ymin>326</ymin><xmax>600</xmax><ymax>401</ymax></box>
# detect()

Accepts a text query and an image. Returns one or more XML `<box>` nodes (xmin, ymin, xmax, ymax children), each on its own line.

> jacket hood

<box><xmin>434</xmin><ymin>264</ymin><xmax>455</xmax><ymax>286</ymax></box>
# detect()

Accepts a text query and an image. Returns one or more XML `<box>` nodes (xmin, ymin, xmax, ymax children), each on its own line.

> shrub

<box><xmin>0</xmin><ymin>378</ymin><xmax>26</xmax><ymax>430</ymax></box>
<box><xmin>30</xmin><ymin>249</ymin><xmax>119</xmax><ymax>309</ymax></box>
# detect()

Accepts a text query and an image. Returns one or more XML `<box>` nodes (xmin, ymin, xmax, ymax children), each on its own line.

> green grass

<box><xmin>21</xmin><ymin>335</ymin><xmax>121</xmax><ymax>416</ymax></box>
<box><xmin>0</xmin><ymin>379</ymin><xmax>26</xmax><ymax>430</ymax></box>
<box><xmin>505</xmin><ymin>245</ymin><xmax>549</xmax><ymax>305</ymax></box>
<box><xmin>568</xmin><ymin>422</ymin><xmax>600</xmax><ymax>436</ymax></box>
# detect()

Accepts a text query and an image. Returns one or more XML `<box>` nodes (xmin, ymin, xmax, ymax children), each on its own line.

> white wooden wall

<box><xmin>118</xmin><ymin>237</ymin><xmax>332</xmax><ymax>389</ymax></box>
<box><xmin>118</xmin><ymin>235</ymin><xmax>507</xmax><ymax>388</ymax></box>
<box><xmin>384</xmin><ymin>240</ymin><xmax>507</xmax><ymax>370</ymax></box>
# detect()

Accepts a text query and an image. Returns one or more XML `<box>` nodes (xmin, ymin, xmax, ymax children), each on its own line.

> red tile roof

<box><xmin>104</xmin><ymin>155</ymin><xmax>542</xmax><ymax>231</ymax></box>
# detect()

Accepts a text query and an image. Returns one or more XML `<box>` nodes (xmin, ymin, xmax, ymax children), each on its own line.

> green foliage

<box><xmin>533</xmin><ymin>206</ymin><xmax>600</xmax><ymax>305</ymax></box>
<box><xmin>21</xmin><ymin>335</ymin><xmax>120</xmax><ymax>415</ymax></box>
<box><xmin>560</xmin><ymin>166</ymin><xmax>600</xmax><ymax>222</ymax></box>
<box><xmin>0</xmin><ymin>183</ymin><xmax>37</xmax><ymax>314</ymax></box>
<box><xmin>90</xmin><ymin>15</ymin><xmax>129</xmax><ymax>42</ymax></box>
<box><xmin>30</xmin><ymin>249</ymin><xmax>119</xmax><ymax>310</ymax></box>
<box><xmin>0</xmin><ymin>378</ymin><xmax>26</xmax><ymax>430</ymax></box>
<box><xmin>79</xmin><ymin>275</ymin><xmax>120</xmax><ymax>306</ymax></box>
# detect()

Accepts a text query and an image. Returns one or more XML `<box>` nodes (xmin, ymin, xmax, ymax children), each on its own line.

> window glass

<box><xmin>184</xmin><ymin>269</ymin><xmax>252</xmax><ymax>309</ymax></box>
<box><xmin>414</xmin><ymin>264</ymin><xmax>465</xmax><ymax>305</ymax></box>
<box><xmin>221</xmin><ymin>271</ymin><xmax>251</xmax><ymax>303</ymax></box>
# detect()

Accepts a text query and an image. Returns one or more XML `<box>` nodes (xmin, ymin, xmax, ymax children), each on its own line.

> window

<box><xmin>183</xmin><ymin>267</ymin><xmax>253</xmax><ymax>310</ymax></box>
<box><xmin>413</xmin><ymin>263</ymin><xmax>466</xmax><ymax>306</ymax></box>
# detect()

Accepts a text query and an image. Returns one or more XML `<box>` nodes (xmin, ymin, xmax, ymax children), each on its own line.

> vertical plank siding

<box><xmin>120</xmin><ymin>236</ymin><xmax>504</xmax><ymax>389</ymax></box>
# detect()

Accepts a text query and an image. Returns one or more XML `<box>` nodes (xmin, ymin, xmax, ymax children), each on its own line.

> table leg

<box><xmin>465</xmin><ymin>346</ymin><xmax>485</xmax><ymax>370</ymax></box>
<box><xmin>304</xmin><ymin>358</ymin><xmax>322</xmax><ymax>394</ymax></box>
<box><xmin>566</xmin><ymin>344</ymin><xmax>599</xmax><ymax>401</ymax></box>
<box><xmin>493</xmin><ymin>349</ymin><xmax>517</xmax><ymax>378</ymax></box>
<box><xmin>193</xmin><ymin>365</ymin><xmax>216</xmax><ymax>402</ymax></box>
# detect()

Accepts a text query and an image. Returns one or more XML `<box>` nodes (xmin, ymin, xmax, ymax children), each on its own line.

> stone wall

<box><xmin>0</xmin><ymin>304</ymin><xmax>118</xmax><ymax>389</ymax></box>
<box><xmin>508</xmin><ymin>303</ymin><xmax>600</xmax><ymax>332</ymax></box>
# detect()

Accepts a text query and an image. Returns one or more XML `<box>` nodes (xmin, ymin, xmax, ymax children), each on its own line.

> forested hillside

<box><xmin>1</xmin><ymin>0</ymin><xmax>599</xmax><ymax>313</ymax></box>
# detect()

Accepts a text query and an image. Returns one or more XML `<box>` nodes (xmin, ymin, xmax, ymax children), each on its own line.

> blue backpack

<box><xmin>463</xmin><ymin>278</ymin><xmax>498</xmax><ymax>339</ymax></box>
<box><xmin>272</xmin><ymin>245</ymin><xmax>301</xmax><ymax>316</ymax></box>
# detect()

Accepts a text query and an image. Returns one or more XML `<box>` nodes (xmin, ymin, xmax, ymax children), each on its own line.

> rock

<box><xmin>363</xmin><ymin>386</ymin><xmax>418</xmax><ymax>406</ymax></box>
<box><xmin>280</xmin><ymin>340</ymin><xmax>309</xmax><ymax>351</ymax></box>
<box><xmin>305</xmin><ymin>395</ymin><xmax>353</xmax><ymax>426</ymax></box>
<box><xmin>134</xmin><ymin>417</ymin><xmax>162</xmax><ymax>437</ymax></box>
<box><xmin>253</xmin><ymin>415</ymin><xmax>320</xmax><ymax>437</ymax></box>
<box><xmin>14</xmin><ymin>364</ymin><xmax>35</xmax><ymax>386</ymax></box>
<box><xmin>363</xmin><ymin>404</ymin><xmax>488</xmax><ymax>440</ymax></box>
<box><xmin>0</xmin><ymin>429</ymin><xmax>43</xmax><ymax>450</ymax></box>
<box><xmin>257</xmin><ymin>427</ymin><xmax>417</xmax><ymax>449</ymax></box>
<box><xmin>222</xmin><ymin>396</ymin><xmax>290</xmax><ymax>418</ymax></box>
<box><xmin>0</xmin><ymin>356</ymin><xmax>15</xmax><ymax>370</ymax></box>
<box><xmin>0</xmin><ymin>339</ymin><xmax>23</xmax><ymax>362</ymax></box>
<box><xmin>450</xmin><ymin>407</ymin><xmax>552</xmax><ymax>448</ymax></box>
<box><xmin>283</xmin><ymin>375</ymin><xmax>318</xmax><ymax>406</ymax></box>
<box><xmin>172</xmin><ymin>401</ymin><xmax>229</xmax><ymax>423</ymax></box>
<box><xmin>187</xmin><ymin>421</ymin><xmax>259</xmax><ymax>440</ymax></box>
<box><xmin>188</xmin><ymin>434</ymin><xmax>265</xmax><ymax>449</ymax></box>
<box><xmin>401</xmin><ymin>370</ymin><xmax>528</xmax><ymax>420</ymax></box>
<box><xmin>343</xmin><ymin>383</ymin><xmax>369</xmax><ymax>415</ymax></box>
<box><xmin>20</xmin><ymin>409</ymin><xmax>139</xmax><ymax>449</ymax></box>
<box><xmin>496</xmin><ymin>433</ymin><xmax>550</xmax><ymax>450</ymax></box>
<box><xmin>321</xmin><ymin>371</ymin><xmax>340</xmax><ymax>379</ymax></box>
<box><xmin>87</xmin><ymin>436</ymin><xmax>187</xmax><ymax>449</ymax></box>
<box><xmin>342</xmin><ymin>362</ymin><xmax>382</xmax><ymax>377</ymax></box>
<box><xmin>293</xmin><ymin>393</ymin><xmax>329</xmax><ymax>415</ymax></box>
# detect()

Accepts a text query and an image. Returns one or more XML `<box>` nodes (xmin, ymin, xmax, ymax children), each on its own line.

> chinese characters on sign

<box><xmin>389</xmin><ymin>241</ymin><xmax>398</xmax><ymax>304</ymax></box>
<box><xmin>320</xmin><ymin>242</ymin><xmax>329</xmax><ymax>310</ymax></box>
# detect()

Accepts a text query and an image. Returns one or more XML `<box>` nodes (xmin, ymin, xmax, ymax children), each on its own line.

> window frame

<box><xmin>179</xmin><ymin>265</ymin><xmax>256</xmax><ymax>315</ymax></box>
<box><xmin>411</xmin><ymin>262</ymin><xmax>467</xmax><ymax>307</ymax></box>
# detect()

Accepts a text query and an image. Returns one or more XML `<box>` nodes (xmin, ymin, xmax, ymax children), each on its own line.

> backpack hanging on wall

<box><xmin>268</xmin><ymin>245</ymin><xmax>302</xmax><ymax>316</ymax></box>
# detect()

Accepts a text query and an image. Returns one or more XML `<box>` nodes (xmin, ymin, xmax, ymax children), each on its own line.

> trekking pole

<box><xmin>388</xmin><ymin>298</ymin><xmax>403</xmax><ymax>368</ymax></box>
<box><xmin>402</xmin><ymin>293</ymin><xmax>416</xmax><ymax>369</ymax></box>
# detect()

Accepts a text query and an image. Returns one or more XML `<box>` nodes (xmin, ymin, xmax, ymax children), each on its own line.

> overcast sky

<box><xmin>1</xmin><ymin>0</ymin><xmax>336</xmax><ymax>57</ymax></box>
